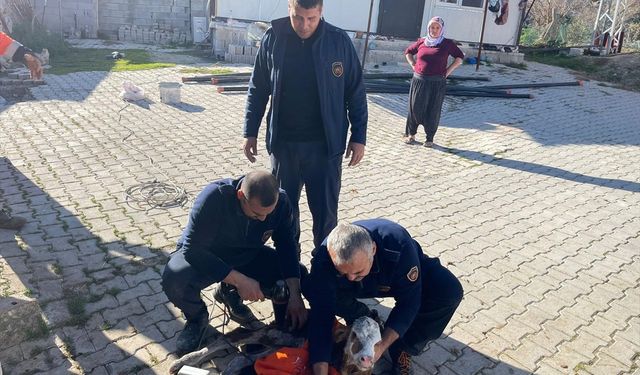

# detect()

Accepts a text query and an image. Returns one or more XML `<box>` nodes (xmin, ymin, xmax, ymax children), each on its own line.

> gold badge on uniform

<box><xmin>378</xmin><ymin>285</ymin><xmax>391</xmax><ymax>292</ymax></box>
<box><xmin>332</xmin><ymin>61</ymin><xmax>344</xmax><ymax>78</ymax></box>
<box><xmin>407</xmin><ymin>266</ymin><xmax>419</xmax><ymax>282</ymax></box>
<box><xmin>261</xmin><ymin>230</ymin><xmax>274</xmax><ymax>242</ymax></box>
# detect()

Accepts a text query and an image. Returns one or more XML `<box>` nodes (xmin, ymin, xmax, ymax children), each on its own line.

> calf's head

<box><xmin>339</xmin><ymin>316</ymin><xmax>382</xmax><ymax>374</ymax></box>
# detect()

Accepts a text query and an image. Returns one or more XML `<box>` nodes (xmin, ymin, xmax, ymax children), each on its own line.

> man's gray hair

<box><xmin>327</xmin><ymin>223</ymin><xmax>374</xmax><ymax>265</ymax></box>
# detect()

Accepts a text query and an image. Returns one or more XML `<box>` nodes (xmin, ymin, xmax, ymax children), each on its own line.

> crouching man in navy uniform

<box><xmin>162</xmin><ymin>171</ymin><xmax>307</xmax><ymax>353</ymax></box>
<box><xmin>304</xmin><ymin>219</ymin><xmax>463</xmax><ymax>375</ymax></box>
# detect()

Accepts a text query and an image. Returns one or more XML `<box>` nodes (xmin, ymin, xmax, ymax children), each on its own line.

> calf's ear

<box><xmin>333</xmin><ymin>325</ymin><xmax>350</xmax><ymax>343</ymax></box>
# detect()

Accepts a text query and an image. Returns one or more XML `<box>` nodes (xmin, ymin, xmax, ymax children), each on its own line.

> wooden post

<box><xmin>476</xmin><ymin>0</ymin><xmax>490</xmax><ymax>71</ymax></box>
<box><xmin>58</xmin><ymin>0</ymin><xmax>63</xmax><ymax>40</ymax></box>
<box><xmin>361</xmin><ymin>0</ymin><xmax>375</xmax><ymax>69</ymax></box>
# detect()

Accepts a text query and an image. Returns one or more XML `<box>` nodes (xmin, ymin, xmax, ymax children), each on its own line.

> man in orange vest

<box><xmin>0</xmin><ymin>31</ymin><xmax>43</xmax><ymax>80</ymax></box>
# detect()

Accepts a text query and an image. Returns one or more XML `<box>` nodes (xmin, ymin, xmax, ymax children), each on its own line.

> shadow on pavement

<box><xmin>359</xmin><ymin>302</ymin><xmax>532</xmax><ymax>374</ymax></box>
<box><xmin>0</xmin><ymin>156</ymin><xmax>181</xmax><ymax>373</ymax></box>
<box><xmin>367</xmin><ymin>86</ymin><xmax>640</xmax><ymax>147</ymax></box>
<box><xmin>437</xmin><ymin>146</ymin><xmax>640</xmax><ymax>193</ymax></box>
<box><xmin>165</xmin><ymin>102</ymin><xmax>206</xmax><ymax>113</ymax></box>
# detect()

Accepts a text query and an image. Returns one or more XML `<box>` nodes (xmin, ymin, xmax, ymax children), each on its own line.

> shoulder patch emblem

<box><xmin>332</xmin><ymin>61</ymin><xmax>344</xmax><ymax>78</ymax></box>
<box><xmin>407</xmin><ymin>266</ymin><xmax>419</xmax><ymax>282</ymax></box>
<box><xmin>261</xmin><ymin>230</ymin><xmax>274</xmax><ymax>242</ymax></box>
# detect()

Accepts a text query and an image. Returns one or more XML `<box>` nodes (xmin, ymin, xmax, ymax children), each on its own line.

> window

<box><xmin>461</xmin><ymin>0</ymin><xmax>483</xmax><ymax>7</ymax></box>
<box><xmin>440</xmin><ymin>0</ymin><xmax>485</xmax><ymax>8</ymax></box>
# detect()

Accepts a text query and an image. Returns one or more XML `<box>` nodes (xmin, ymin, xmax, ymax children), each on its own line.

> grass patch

<box><xmin>51</xmin><ymin>262</ymin><xmax>62</xmax><ymax>275</ymax></box>
<box><xmin>30</xmin><ymin>346</ymin><xmax>46</xmax><ymax>357</ymax></box>
<box><xmin>526</xmin><ymin>53</ymin><xmax>600</xmax><ymax>74</ymax></box>
<box><xmin>504</xmin><ymin>62</ymin><xmax>528</xmax><ymax>70</ymax></box>
<box><xmin>60</xmin><ymin>337</ymin><xmax>76</xmax><ymax>359</ymax></box>
<box><xmin>65</xmin><ymin>292</ymin><xmax>89</xmax><ymax>326</ymax></box>
<box><xmin>25</xmin><ymin>316</ymin><xmax>50</xmax><ymax>340</ymax></box>
<box><xmin>48</xmin><ymin>48</ymin><xmax>175</xmax><ymax>75</ymax></box>
<box><xmin>178</xmin><ymin>67</ymin><xmax>233</xmax><ymax>75</ymax></box>
<box><xmin>106</xmin><ymin>287</ymin><xmax>122</xmax><ymax>296</ymax></box>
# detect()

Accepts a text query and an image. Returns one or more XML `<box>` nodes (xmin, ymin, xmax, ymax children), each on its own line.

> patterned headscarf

<box><xmin>424</xmin><ymin>16</ymin><xmax>445</xmax><ymax>47</ymax></box>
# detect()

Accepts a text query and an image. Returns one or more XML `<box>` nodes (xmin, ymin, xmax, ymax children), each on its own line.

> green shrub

<box><xmin>565</xmin><ymin>20</ymin><xmax>592</xmax><ymax>46</ymax></box>
<box><xmin>519</xmin><ymin>27</ymin><xmax>540</xmax><ymax>47</ymax></box>
<box><xmin>9</xmin><ymin>20</ymin><xmax>69</xmax><ymax>56</ymax></box>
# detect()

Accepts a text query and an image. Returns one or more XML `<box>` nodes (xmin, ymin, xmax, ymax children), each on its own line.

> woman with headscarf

<box><xmin>403</xmin><ymin>16</ymin><xmax>464</xmax><ymax>147</ymax></box>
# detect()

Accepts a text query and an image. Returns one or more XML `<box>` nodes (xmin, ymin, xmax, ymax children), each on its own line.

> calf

<box><xmin>336</xmin><ymin>316</ymin><xmax>382</xmax><ymax>375</ymax></box>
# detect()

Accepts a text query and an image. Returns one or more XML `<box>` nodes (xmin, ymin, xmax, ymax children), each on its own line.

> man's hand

<box><xmin>313</xmin><ymin>362</ymin><xmax>330</xmax><ymax>375</ymax></box>
<box><xmin>224</xmin><ymin>270</ymin><xmax>265</xmax><ymax>301</ymax></box>
<box><xmin>286</xmin><ymin>293</ymin><xmax>308</xmax><ymax>330</ymax></box>
<box><xmin>373</xmin><ymin>342</ymin><xmax>385</xmax><ymax>363</ymax></box>
<box><xmin>373</xmin><ymin>327</ymin><xmax>399</xmax><ymax>363</ymax></box>
<box><xmin>345</xmin><ymin>142</ymin><xmax>365</xmax><ymax>167</ymax></box>
<box><xmin>23</xmin><ymin>53</ymin><xmax>43</xmax><ymax>80</ymax></box>
<box><xmin>243</xmin><ymin>137</ymin><xmax>258</xmax><ymax>163</ymax></box>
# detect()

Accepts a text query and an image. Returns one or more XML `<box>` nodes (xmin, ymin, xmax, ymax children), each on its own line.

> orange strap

<box><xmin>254</xmin><ymin>343</ymin><xmax>340</xmax><ymax>375</ymax></box>
<box><xmin>0</xmin><ymin>32</ymin><xmax>19</xmax><ymax>58</ymax></box>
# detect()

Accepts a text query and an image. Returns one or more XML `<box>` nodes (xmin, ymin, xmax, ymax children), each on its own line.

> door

<box><xmin>377</xmin><ymin>0</ymin><xmax>426</xmax><ymax>39</ymax></box>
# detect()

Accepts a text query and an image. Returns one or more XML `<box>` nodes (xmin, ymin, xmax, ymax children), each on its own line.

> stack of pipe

<box><xmin>182</xmin><ymin>71</ymin><xmax>583</xmax><ymax>99</ymax></box>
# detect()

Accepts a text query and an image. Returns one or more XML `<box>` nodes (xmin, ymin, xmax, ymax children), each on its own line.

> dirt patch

<box><xmin>577</xmin><ymin>53</ymin><xmax>640</xmax><ymax>91</ymax></box>
<box><xmin>527</xmin><ymin>52</ymin><xmax>640</xmax><ymax>92</ymax></box>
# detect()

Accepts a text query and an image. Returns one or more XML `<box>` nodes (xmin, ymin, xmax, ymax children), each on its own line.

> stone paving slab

<box><xmin>0</xmin><ymin>58</ymin><xmax>639</xmax><ymax>375</ymax></box>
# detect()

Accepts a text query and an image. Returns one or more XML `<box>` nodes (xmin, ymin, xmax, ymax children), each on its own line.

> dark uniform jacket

<box><xmin>243</xmin><ymin>17</ymin><xmax>368</xmax><ymax>158</ymax></box>
<box><xmin>306</xmin><ymin>219</ymin><xmax>424</xmax><ymax>364</ymax></box>
<box><xmin>177</xmin><ymin>177</ymin><xmax>299</xmax><ymax>282</ymax></box>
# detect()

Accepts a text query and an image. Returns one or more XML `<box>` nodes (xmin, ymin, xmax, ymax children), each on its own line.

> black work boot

<box><xmin>389</xmin><ymin>344</ymin><xmax>415</xmax><ymax>375</ymax></box>
<box><xmin>213</xmin><ymin>283</ymin><xmax>258</xmax><ymax>327</ymax></box>
<box><xmin>0</xmin><ymin>209</ymin><xmax>26</xmax><ymax>230</ymax></box>
<box><xmin>176</xmin><ymin>316</ymin><xmax>208</xmax><ymax>354</ymax></box>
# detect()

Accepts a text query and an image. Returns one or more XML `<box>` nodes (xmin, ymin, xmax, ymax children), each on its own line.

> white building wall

<box><xmin>216</xmin><ymin>0</ymin><xmax>521</xmax><ymax>46</ymax></box>
<box><xmin>216</xmin><ymin>0</ymin><xmax>382</xmax><ymax>32</ymax></box>
<box><xmin>426</xmin><ymin>1</ymin><xmax>521</xmax><ymax>45</ymax></box>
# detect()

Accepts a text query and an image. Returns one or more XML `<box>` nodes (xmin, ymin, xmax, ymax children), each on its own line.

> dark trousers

<box><xmin>335</xmin><ymin>257</ymin><xmax>463</xmax><ymax>356</ymax></box>
<box><xmin>161</xmin><ymin>246</ymin><xmax>307</xmax><ymax>322</ymax></box>
<box><xmin>270</xmin><ymin>141</ymin><xmax>342</xmax><ymax>249</ymax></box>
<box><xmin>405</xmin><ymin>74</ymin><xmax>447</xmax><ymax>142</ymax></box>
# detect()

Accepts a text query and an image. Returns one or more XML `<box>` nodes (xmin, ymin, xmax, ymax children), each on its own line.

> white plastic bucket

<box><xmin>159</xmin><ymin>82</ymin><xmax>181</xmax><ymax>104</ymax></box>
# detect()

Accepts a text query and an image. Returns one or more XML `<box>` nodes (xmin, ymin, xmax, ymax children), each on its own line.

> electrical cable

<box><xmin>117</xmin><ymin>101</ymin><xmax>189</xmax><ymax>211</ymax></box>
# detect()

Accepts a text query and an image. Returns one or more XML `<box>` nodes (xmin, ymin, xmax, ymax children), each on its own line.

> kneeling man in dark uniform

<box><xmin>305</xmin><ymin>219</ymin><xmax>463</xmax><ymax>375</ymax></box>
<box><xmin>162</xmin><ymin>171</ymin><xmax>307</xmax><ymax>353</ymax></box>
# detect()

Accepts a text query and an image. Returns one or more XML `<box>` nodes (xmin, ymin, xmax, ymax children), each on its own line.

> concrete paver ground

<box><xmin>0</xmin><ymin>57</ymin><xmax>639</xmax><ymax>375</ymax></box>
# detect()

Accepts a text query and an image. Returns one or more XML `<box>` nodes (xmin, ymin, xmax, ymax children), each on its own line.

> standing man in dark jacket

<box><xmin>161</xmin><ymin>171</ymin><xmax>307</xmax><ymax>353</ymax></box>
<box><xmin>304</xmin><ymin>220</ymin><xmax>463</xmax><ymax>375</ymax></box>
<box><xmin>242</xmin><ymin>0</ymin><xmax>368</xmax><ymax>252</ymax></box>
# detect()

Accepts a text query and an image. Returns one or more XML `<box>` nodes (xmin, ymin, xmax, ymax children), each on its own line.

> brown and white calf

<box><xmin>336</xmin><ymin>316</ymin><xmax>382</xmax><ymax>375</ymax></box>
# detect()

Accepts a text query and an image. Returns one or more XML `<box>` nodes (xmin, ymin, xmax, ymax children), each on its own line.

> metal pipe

<box><xmin>218</xmin><ymin>85</ymin><xmax>530</xmax><ymax>99</ymax></box>
<box><xmin>211</xmin><ymin>77</ymin><xmax>252</xmax><ymax>84</ymax></box>
<box><xmin>182</xmin><ymin>72</ymin><xmax>251</xmax><ymax>82</ymax></box>
<box><xmin>362</xmin><ymin>73</ymin><xmax>489</xmax><ymax>81</ymax></box>
<box><xmin>477</xmin><ymin>81</ymin><xmax>583</xmax><ymax>90</ymax></box>
<box><xmin>217</xmin><ymin>86</ymin><xmax>248</xmax><ymax>92</ymax></box>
